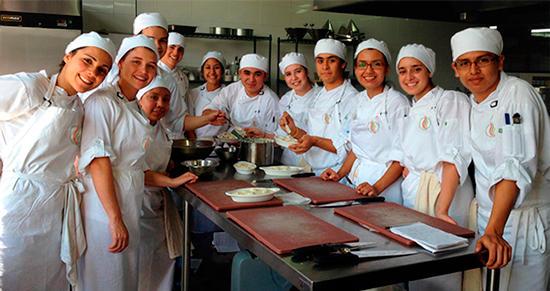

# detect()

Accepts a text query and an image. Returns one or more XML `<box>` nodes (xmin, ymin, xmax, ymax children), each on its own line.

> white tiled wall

<box><xmin>82</xmin><ymin>0</ymin><xmax>471</xmax><ymax>94</ymax></box>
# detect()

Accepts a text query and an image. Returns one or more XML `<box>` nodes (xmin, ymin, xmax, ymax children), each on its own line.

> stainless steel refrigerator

<box><xmin>0</xmin><ymin>0</ymin><xmax>82</xmax><ymax>75</ymax></box>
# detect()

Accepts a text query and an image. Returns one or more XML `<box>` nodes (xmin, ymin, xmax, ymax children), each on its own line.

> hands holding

<box><xmin>205</xmin><ymin>110</ymin><xmax>227</xmax><ymax>126</ymax></box>
<box><xmin>279</xmin><ymin>112</ymin><xmax>298</xmax><ymax>136</ymax></box>
<box><xmin>244</xmin><ymin>127</ymin><xmax>266</xmax><ymax>138</ymax></box>
<box><xmin>289</xmin><ymin>134</ymin><xmax>316</xmax><ymax>154</ymax></box>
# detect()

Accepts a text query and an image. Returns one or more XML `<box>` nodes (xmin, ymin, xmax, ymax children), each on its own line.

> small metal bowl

<box><xmin>215</xmin><ymin>146</ymin><xmax>240</xmax><ymax>163</ymax></box>
<box><xmin>182</xmin><ymin>159</ymin><xmax>219</xmax><ymax>176</ymax></box>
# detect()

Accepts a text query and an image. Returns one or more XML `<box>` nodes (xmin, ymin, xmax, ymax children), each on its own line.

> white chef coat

<box><xmin>305</xmin><ymin>79</ymin><xmax>358</xmax><ymax>175</ymax></box>
<box><xmin>76</xmin><ymin>83</ymin><xmax>152</xmax><ymax>291</ymax></box>
<box><xmin>276</xmin><ymin>85</ymin><xmax>319</xmax><ymax>166</ymax></box>
<box><xmin>470</xmin><ymin>72</ymin><xmax>550</xmax><ymax>291</ymax></box>
<box><xmin>349</xmin><ymin>86</ymin><xmax>410</xmax><ymax>204</ymax></box>
<box><xmin>138</xmin><ymin>121</ymin><xmax>176</xmax><ymax>291</ymax></box>
<box><xmin>398</xmin><ymin>86</ymin><xmax>474</xmax><ymax>227</ymax></box>
<box><xmin>158</xmin><ymin>63</ymin><xmax>188</xmax><ymax>139</ymax></box>
<box><xmin>204</xmin><ymin>81</ymin><xmax>280</xmax><ymax>133</ymax></box>
<box><xmin>159</xmin><ymin>61</ymin><xmax>189</xmax><ymax>98</ymax></box>
<box><xmin>187</xmin><ymin>83</ymin><xmax>228</xmax><ymax>139</ymax></box>
<box><xmin>0</xmin><ymin>71</ymin><xmax>84</xmax><ymax>290</ymax></box>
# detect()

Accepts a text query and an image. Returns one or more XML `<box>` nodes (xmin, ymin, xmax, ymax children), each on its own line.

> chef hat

<box><xmin>451</xmin><ymin>27</ymin><xmax>503</xmax><ymax>61</ymax></box>
<box><xmin>133</xmin><ymin>12</ymin><xmax>168</xmax><ymax>35</ymax></box>
<box><xmin>279</xmin><ymin>52</ymin><xmax>308</xmax><ymax>74</ymax></box>
<box><xmin>115</xmin><ymin>34</ymin><xmax>159</xmax><ymax>65</ymax></box>
<box><xmin>136</xmin><ymin>75</ymin><xmax>169</xmax><ymax>100</ymax></box>
<box><xmin>239</xmin><ymin>53</ymin><xmax>268</xmax><ymax>73</ymax></box>
<box><xmin>200</xmin><ymin>51</ymin><xmax>226</xmax><ymax>69</ymax></box>
<box><xmin>354</xmin><ymin>38</ymin><xmax>391</xmax><ymax>64</ymax></box>
<box><xmin>314</xmin><ymin>38</ymin><xmax>347</xmax><ymax>60</ymax></box>
<box><xmin>168</xmin><ymin>32</ymin><xmax>186</xmax><ymax>49</ymax></box>
<box><xmin>396</xmin><ymin>44</ymin><xmax>436</xmax><ymax>74</ymax></box>
<box><xmin>65</xmin><ymin>31</ymin><xmax>117</xmax><ymax>62</ymax></box>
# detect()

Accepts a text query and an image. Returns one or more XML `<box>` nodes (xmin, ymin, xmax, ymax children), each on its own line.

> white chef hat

<box><xmin>168</xmin><ymin>32</ymin><xmax>186</xmax><ymax>49</ymax></box>
<box><xmin>451</xmin><ymin>27</ymin><xmax>503</xmax><ymax>61</ymax></box>
<box><xmin>279</xmin><ymin>52</ymin><xmax>308</xmax><ymax>74</ymax></box>
<box><xmin>354</xmin><ymin>38</ymin><xmax>391</xmax><ymax>64</ymax></box>
<box><xmin>136</xmin><ymin>75</ymin><xmax>169</xmax><ymax>100</ymax></box>
<box><xmin>65</xmin><ymin>31</ymin><xmax>117</xmax><ymax>62</ymax></box>
<box><xmin>115</xmin><ymin>34</ymin><xmax>159</xmax><ymax>64</ymax></box>
<box><xmin>133</xmin><ymin>12</ymin><xmax>168</xmax><ymax>35</ymax></box>
<box><xmin>314</xmin><ymin>38</ymin><xmax>347</xmax><ymax>60</ymax></box>
<box><xmin>396</xmin><ymin>44</ymin><xmax>436</xmax><ymax>74</ymax></box>
<box><xmin>200</xmin><ymin>51</ymin><xmax>226</xmax><ymax>69</ymax></box>
<box><xmin>239</xmin><ymin>53</ymin><xmax>268</xmax><ymax>73</ymax></box>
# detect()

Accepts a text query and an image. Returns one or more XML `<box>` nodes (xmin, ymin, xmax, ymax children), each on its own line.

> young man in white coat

<box><xmin>283</xmin><ymin>38</ymin><xmax>359</xmax><ymax>177</ymax></box>
<box><xmin>451</xmin><ymin>27</ymin><xmax>550</xmax><ymax>291</ymax></box>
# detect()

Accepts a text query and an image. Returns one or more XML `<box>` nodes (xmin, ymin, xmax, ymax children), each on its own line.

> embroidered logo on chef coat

<box><xmin>485</xmin><ymin>122</ymin><xmax>496</xmax><ymax>138</ymax></box>
<box><xmin>419</xmin><ymin>116</ymin><xmax>431</xmax><ymax>130</ymax></box>
<box><xmin>322</xmin><ymin>113</ymin><xmax>333</xmax><ymax>124</ymax></box>
<box><xmin>69</xmin><ymin>125</ymin><xmax>82</xmax><ymax>145</ymax></box>
<box><xmin>142</xmin><ymin>137</ymin><xmax>151</xmax><ymax>152</ymax></box>
<box><xmin>368</xmin><ymin>121</ymin><xmax>380</xmax><ymax>133</ymax></box>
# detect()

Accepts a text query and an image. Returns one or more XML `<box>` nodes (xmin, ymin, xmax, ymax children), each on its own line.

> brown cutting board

<box><xmin>335</xmin><ymin>202</ymin><xmax>475</xmax><ymax>246</ymax></box>
<box><xmin>185</xmin><ymin>180</ymin><xmax>283</xmax><ymax>211</ymax></box>
<box><xmin>273</xmin><ymin>177</ymin><xmax>359</xmax><ymax>204</ymax></box>
<box><xmin>226</xmin><ymin>205</ymin><xmax>359</xmax><ymax>254</ymax></box>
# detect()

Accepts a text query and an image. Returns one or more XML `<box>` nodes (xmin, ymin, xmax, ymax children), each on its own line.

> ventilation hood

<box><xmin>313</xmin><ymin>0</ymin><xmax>549</xmax><ymax>27</ymax></box>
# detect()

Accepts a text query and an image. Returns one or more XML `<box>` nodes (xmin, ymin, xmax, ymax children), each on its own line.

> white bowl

<box><xmin>233</xmin><ymin>161</ymin><xmax>257</xmax><ymax>175</ymax></box>
<box><xmin>274</xmin><ymin>135</ymin><xmax>298</xmax><ymax>148</ymax></box>
<box><xmin>259</xmin><ymin>166</ymin><xmax>304</xmax><ymax>176</ymax></box>
<box><xmin>226</xmin><ymin>187</ymin><xmax>280</xmax><ymax>202</ymax></box>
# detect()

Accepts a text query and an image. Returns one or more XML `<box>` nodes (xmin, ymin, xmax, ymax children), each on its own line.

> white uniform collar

<box><xmin>472</xmin><ymin>71</ymin><xmax>507</xmax><ymax>105</ymax></box>
<box><xmin>412</xmin><ymin>86</ymin><xmax>440</xmax><ymax>105</ymax></box>
<box><xmin>158</xmin><ymin>60</ymin><xmax>177</xmax><ymax>74</ymax></box>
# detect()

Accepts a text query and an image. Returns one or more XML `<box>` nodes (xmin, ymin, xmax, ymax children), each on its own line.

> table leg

<box><xmin>182</xmin><ymin>200</ymin><xmax>190</xmax><ymax>291</ymax></box>
<box><xmin>486</xmin><ymin>268</ymin><xmax>500</xmax><ymax>291</ymax></box>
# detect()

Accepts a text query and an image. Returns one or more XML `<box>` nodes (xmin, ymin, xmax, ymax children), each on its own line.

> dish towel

<box><xmin>163</xmin><ymin>189</ymin><xmax>184</xmax><ymax>259</ymax></box>
<box><xmin>414</xmin><ymin>171</ymin><xmax>441</xmax><ymax>216</ymax></box>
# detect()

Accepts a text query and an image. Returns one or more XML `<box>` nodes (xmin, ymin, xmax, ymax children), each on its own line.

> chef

<box><xmin>451</xmin><ymin>27</ymin><xmax>550</xmax><ymax>290</ymax></box>
<box><xmin>0</xmin><ymin>31</ymin><xmax>115</xmax><ymax>291</ymax></box>
<box><xmin>284</xmin><ymin>38</ymin><xmax>358</xmax><ymax>177</ymax></box>
<box><xmin>203</xmin><ymin>53</ymin><xmax>279</xmax><ymax>134</ymax></box>
<box><xmin>321</xmin><ymin>39</ymin><xmax>409</xmax><ymax>204</ymax></box>
<box><xmin>187</xmin><ymin>51</ymin><xmax>228</xmax><ymax>139</ymax></box>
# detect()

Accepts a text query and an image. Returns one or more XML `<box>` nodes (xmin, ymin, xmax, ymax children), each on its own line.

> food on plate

<box><xmin>277</xmin><ymin>136</ymin><xmax>297</xmax><ymax>143</ymax></box>
<box><xmin>265</xmin><ymin>166</ymin><xmax>301</xmax><ymax>171</ymax></box>
<box><xmin>230</xmin><ymin>188</ymin><xmax>276</xmax><ymax>196</ymax></box>
<box><xmin>219</xmin><ymin>132</ymin><xmax>238</xmax><ymax>139</ymax></box>
<box><xmin>234</xmin><ymin>161</ymin><xmax>256</xmax><ymax>170</ymax></box>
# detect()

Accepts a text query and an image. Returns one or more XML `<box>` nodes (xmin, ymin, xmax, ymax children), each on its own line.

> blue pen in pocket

<box><xmin>505</xmin><ymin>113</ymin><xmax>511</xmax><ymax>125</ymax></box>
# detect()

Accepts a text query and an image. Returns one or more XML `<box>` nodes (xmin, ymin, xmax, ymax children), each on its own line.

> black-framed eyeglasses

<box><xmin>355</xmin><ymin>60</ymin><xmax>386</xmax><ymax>71</ymax></box>
<box><xmin>455</xmin><ymin>55</ymin><xmax>499</xmax><ymax>70</ymax></box>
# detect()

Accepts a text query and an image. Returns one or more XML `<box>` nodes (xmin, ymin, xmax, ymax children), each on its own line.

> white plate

<box><xmin>226</xmin><ymin>187</ymin><xmax>280</xmax><ymax>202</ymax></box>
<box><xmin>274</xmin><ymin>135</ymin><xmax>298</xmax><ymax>148</ymax></box>
<box><xmin>233</xmin><ymin>161</ymin><xmax>257</xmax><ymax>174</ymax></box>
<box><xmin>259</xmin><ymin>166</ymin><xmax>304</xmax><ymax>176</ymax></box>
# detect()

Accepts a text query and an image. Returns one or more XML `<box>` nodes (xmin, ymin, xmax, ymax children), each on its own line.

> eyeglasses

<box><xmin>455</xmin><ymin>56</ymin><xmax>499</xmax><ymax>70</ymax></box>
<box><xmin>355</xmin><ymin>61</ymin><xmax>386</xmax><ymax>71</ymax></box>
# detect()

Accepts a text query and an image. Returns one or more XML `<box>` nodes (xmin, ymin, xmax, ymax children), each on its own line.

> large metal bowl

<box><xmin>215</xmin><ymin>146</ymin><xmax>240</xmax><ymax>163</ymax></box>
<box><xmin>182</xmin><ymin>159</ymin><xmax>219</xmax><ymax>176</ymax></box>
<box><xmin>285</xmin><ymin>27</ymin><xmax>308</xmax><ymax>41</ymax></box>
<box><xmin>171</xmin><ymin>139</ymin><xmax>216</xmax><ymax>164</ymax></box>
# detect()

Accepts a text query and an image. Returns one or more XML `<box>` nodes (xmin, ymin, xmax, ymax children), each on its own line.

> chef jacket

<box><xmin>157</xmin><ymin>63</ymin><xmax>188</xmax><ymax>139</ymax></box>
<box><xmin>187</xmin><ymin>83</ymin><xmax>227</xmax><ymax>139</ymax></box>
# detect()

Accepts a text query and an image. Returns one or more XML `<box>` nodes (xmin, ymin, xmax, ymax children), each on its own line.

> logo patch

<box><xmin>419</xmin><ymin>116</ymin><xmax>431</xmax><ymax>130</ymax></box>
<box><xmin>69</xmin><ymin>125</ymin><xmax>81</xmax><ymax>145</ymax></box>
<box><xmin>485</xmin><ymin>123</ymin><xmax>496</xmax><ymax>137</ymax></box>
<box><xmin>368</xmin><ymin>121</ymin><xmax>380</xmax><ymax>133</ymax></box>
<box><xmin>322</xmin><ymin>113</ymin><xmax>333</xmax><ymax>124</ymax></box>
<box><xmin>142</xmin><ymin>137</ymin><xmax>151</xmax><ymax>152</ymax></box>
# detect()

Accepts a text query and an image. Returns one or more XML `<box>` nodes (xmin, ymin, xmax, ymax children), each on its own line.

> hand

<box><xmin>320</xmin><ymin>169</ymin><xmax>341</xmax><ymax>181</ymax></box>
<box><xmin>279</xmin><ymin>112</ymin><xmax>297</xmax><ymax>135</ymax></box>
<box><xmin>288</xmin><ymin>134</ymin><xmax>316</xmax><ymax>154</ymax></box>
<box><xmin>205</xmin><ymin>110</ymin><xmax>227</xmax><ymax>126</ymax></box>
<box><xmin>435</xmin><ymin>212</ymin><xmax>458</xmax><ymax>225</ymax></box>
<box><xmin>174</xmin><ymin>172</ymin><xmax>198</xmax><ymax>187</ymax></box>
<box><xmin>476</xmin><ymin>231</ymin><xmax>512</xmax><ymax>269</ymax></box>
<box><xmin>356</xmin><ymin>182</ymin><xmax>379</xmax><ymax>197</ymax></box>
<box><xmin>402</xmin><ymin>167</ymin><xmax>410</xmax><ymax>179</ymax></box>
<box><xmin>108</xmin><ymin>218</ymin><xmax>129</xmax><ymax>253</ymax></box>
<box><xmin>244</xmin><ymin>127</ymin><xmax>265</xmax><ymax>138</ymax></box>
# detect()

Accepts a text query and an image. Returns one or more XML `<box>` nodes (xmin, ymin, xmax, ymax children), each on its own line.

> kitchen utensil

<box><xmin>168</xmin><ymin>24</ymin><xmax>197</xmax><ymax>34</ymax></box>
<box><xmin>233</xmin><ymin>161</ymin><xmax>257</xmax><ymax>175</ymax></box>
<box><xmin>290</xmin><ymin>172</ymin><xmax>315</xmax><ymax>178</ymax></box>
<box><xmin>321</xmin><ymin>20</ymin><xmax>335</xmax><ymax>34</ymax></box>
<box><xmin>311</xmin><ymin>196</ymin><xmax>385</xmax><ymax>208</ymax></box>
<box><xmin>215</xmin><ymin>146</ymin><xmax>239</xmax><ymax>163</ymax></box>
<box><xmin>182</xmin><ymin>159</ymin><xmax>219</xmax><ymax>176</ymax></box>
<box><xmin>347</xmin><ymin>19</ymin><xmax>360</xmax><ymax>35</ymax></box>
<box><xmin>225</xmin><ymin>187</ymin><xmax>280</xmax><ymax>203</ymax></box>
<box><xmin>210</xmin><ymin>27</ymin><xmax>231</xmax><ymax>35</ymax></box>
<box><xmin>239</xmin><ymin>138</ymin><xmax>274</xmax><ymax>166</ymax></box>
<box><xmin>274</xmin><ymin>135</ymin><xmax>298</xmax><ymax>148</ymax></box>
<box><xmin>171</xmin><ymin>139</ymin><xmax>216</xmax><ymax>164</ymax></box>
<box><xmin>232</xmin><ymin>28</ymin><xmax>253</xmax><ymax>37</ymax></box>
<box><xmin>260</xmin><ymin>166</ymin><xmax>303</xmax><ymax>176</ymax></box>
<box><xmin>284</xmin><ymin>27</ymin><xmax>308</xmax><ymax>41</ymax></box>
<box><xmin>308</xmin><ymin>28</ymin><xmax>331</xmax><ymax>41</ymax></box>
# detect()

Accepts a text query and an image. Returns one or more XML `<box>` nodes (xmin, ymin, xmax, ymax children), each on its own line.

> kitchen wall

<box><xmin>82</xmin><ymin>0</ymin><xmax>472</xmax><ymax>95</ymax></box>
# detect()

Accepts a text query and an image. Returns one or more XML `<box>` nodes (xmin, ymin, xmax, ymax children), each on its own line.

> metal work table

<box><xmin>171</xmin><ymin>162</ymin><xmax>496</xmax><ymax>291</ymax></box>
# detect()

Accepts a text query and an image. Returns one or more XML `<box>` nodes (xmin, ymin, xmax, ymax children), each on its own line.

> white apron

<box><xmin>192</xmin><ymin>84</ymin><xmax>227</xmax><ymax>139</ymax></box>
<box><xmin>0</xmin><ymin>74</ymin><xmax>84</xmax><ymax>290</ymax></box>
<box><xmin>138</xmin><ymin>123</ymin><xmax>177</xmax><ymax>291</ymax></box>
<box><xmin>349</xmin><ymin>90</ymin><xmax>403</xmax><ymax>204</ymax></box>
<box><xmin>76</xmin><ymin>88</ymin><xmax>151</xmax><ymax>291</ymax></box>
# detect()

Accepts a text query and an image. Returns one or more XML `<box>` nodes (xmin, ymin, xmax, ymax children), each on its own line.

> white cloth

<box><xmin>277</xmin><ymin>85</ymin><xmax>320</xmax><ymax>166</ymax></box>
<box><xmin>240</xmin><ymin>53</ymin><xmax>268</xmax><ymax>73</ymax></box>
<box><xmin>470</xmin><ymin>72</ymin><xmax>550</xmax><ymax>291</ymax></box>
<box><xmin>204</xmin><ymin>81</ymin><xmax>280</xmax><ymax>133</ymax></box>
<box><xmin>396</xmin><ymin>44</ymin><xmax>436</xmax><ymax>74</ymax></box>
<box><xmin>354</xmin><ymin>38</ymin><xmax>391</xmax><ymax>63</ymax></box>
<box><xmin>168</xmin><ymin>32</ymin><xmax>185</xmax><ymax>48</ymax></box>
<box><xmin>158</xmin><ymin>62</ymin><xmax>188</xmax><ymax>139</ymax></box>
<box><xmin>279</xmin><ymin>52</ymin><xmax>308</xmax><ymax>74</ymax></box>
<box><xmin>348</xmin><ymin>86</ymin><xmax>409</xmax><ymax>204</ymax></box>
<box><xmin>0</xmin><ymin>71</ymin><xmax>84</xmax><ymax>289</ymax></box>
<box><xmin>76</xmin><ymin>83</ymin><xmax>152</xmax><ymax>291</ymax></box>
<box><xmin>305</xmin><ymin>79</ymin><xmax>358</xmax><ymax>175</ymax></box>
<box><xmin>65</xmin><ymin>31</ymin><xmax>117</xmax><ymax>61</ymax></box>
<box><xmin>133</xmin><ymin>12</ymin><xmax>168</xmax><ymax>35</ymax></box>
<box><xmin>187</xmin><ymin>83</ymin><xmax>227</xmax><ymax>139</ymax></box>
<box><xmin>398</xmin><ymin>86</ymin><xmax>474</xmax><ymax>227</ymax></box>
<box><xmin>450</xmin><ymin>27</ymin><xmax>503</xmax><ymax>61</ymax></box>
<box><xmin>414</xmin><ymin>171</ymin><xmax>441</xmax><ymax>216</ymax></box>
<box><xmin>138</xmin><ymin>122</ymin><xmax>178</xmax><ymax>291</ymax></box>
<box><xmin>314</xmin><ymin>38</ymin><xmax>347</xmax><ymax>60</ymax></box>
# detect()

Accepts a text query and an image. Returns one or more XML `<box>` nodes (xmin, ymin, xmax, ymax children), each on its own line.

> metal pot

<box><xmin>171</xmin><ymin>139</ymin><xmax>215</xmax><ymax>164</ymax></box>
<box><xmin>239</xmin><ymin>138</ymin><xmax>274</xmax><ymax>166</ymax></box>
<box><xmin>231</xmin><ymin>28</ymin><xmax>253</xmax><ymax>37</ymax></box>
<box><xmin>210</xmin><ymin>27</ymin><xmax>231</xmax><ymax>35</ymax></box>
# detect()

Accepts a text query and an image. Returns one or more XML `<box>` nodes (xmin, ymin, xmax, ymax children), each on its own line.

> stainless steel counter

<box><xmin>170</xmin><ymin>161</ymin><xmax>491</xmax><ymax>291</ymax></box>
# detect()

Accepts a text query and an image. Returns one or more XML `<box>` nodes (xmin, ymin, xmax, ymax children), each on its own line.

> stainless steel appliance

<box><xmin>0</xmin><ymin>0</ymin><xmax>82</xmax><ymax>75</ymax></box>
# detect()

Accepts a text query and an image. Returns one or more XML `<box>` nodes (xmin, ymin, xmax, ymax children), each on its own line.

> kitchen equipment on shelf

<box><xmin>215</xmin><ymin>146</ymin><xmax>240</xmax><ymax>163</ymax></box>
<box><xmin>168</xmin><ymin>24</ymin><xmax>197</xmax><ymax>34</ymax></box>
<box><xmin>232</xmin><ymin>28</ymin><xmax>253</xmax><ymax>37</ymax></box>
<box><xmin>182</xmin><ymin>159</ymin><xmax>219</xmax><ymax>176</ymax></box>
<box><xmin>308</xmin><ymin>28</ymin><xmax>331</xmax><ymax>41</ymax></box>
<box><xmin>284</xmin><ymin>27</ymin><xmax>308</xmax><ymax>41</ymax></box>
<box><xmin>321</xmin><ymin>20</ymin><xmax>335</xmax><ymax>34</ymax></box>
<box><xmin>171</xmin><ymin>139</ymin><xmax>216</xmax><ymax>164</ymax></box>
<box><xmin>210</xmin><ymin>27</ymin><xmax>231</xmax><ymax>35</ymax></box>
<box><xmin>239</xmin><ymin>138</ymin><xmax>274</xmax><ymax>166</ymax></box>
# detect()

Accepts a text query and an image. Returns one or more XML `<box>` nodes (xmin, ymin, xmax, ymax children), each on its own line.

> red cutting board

<box><xmin>273</xmin><ymin>177</ymin><xmax>359</xmax><ymax>204</ymax></box>
<box><xmin>227</xmin><ymin>205</ymin><xmax>359</xmax><ymax>254</ymax></box>
<box><xmin>335</xmin><ymin>202</ymin><xmax>475</xmax><ymax>246</ymax></box>
<box><xmin>185</xmin><ymin>180</ymin><xmax>283</xmax><ymax>211</ymax></box>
